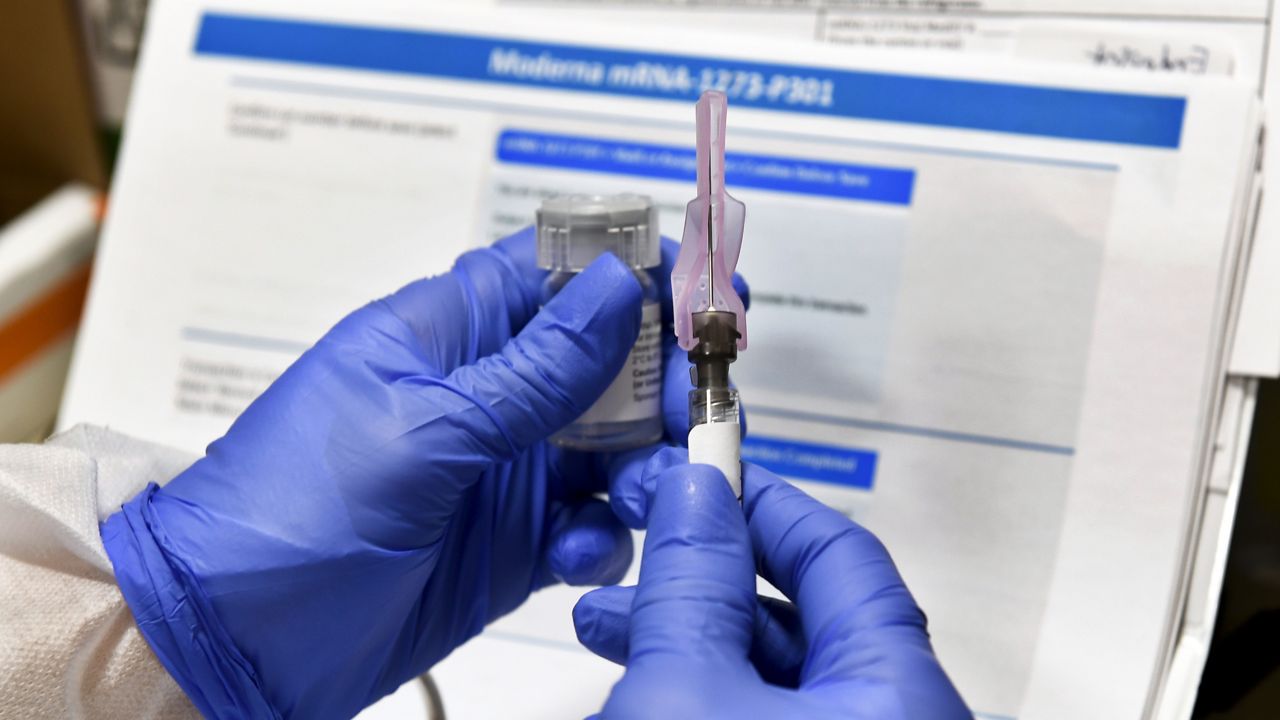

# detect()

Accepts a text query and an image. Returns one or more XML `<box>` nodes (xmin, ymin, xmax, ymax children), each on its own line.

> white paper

<box><xmin>62</xmin><ymin>2</ymin><xmax>1261</xmax><ymax>718</ymax></box>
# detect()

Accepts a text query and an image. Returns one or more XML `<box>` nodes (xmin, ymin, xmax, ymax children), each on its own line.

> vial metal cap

<box><xmin>536</xmin><ymin>193</ymin><xmax>661</xmax><ymax>271</ymax></box>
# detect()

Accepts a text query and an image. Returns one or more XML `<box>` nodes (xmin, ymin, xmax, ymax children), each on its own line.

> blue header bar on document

<box><xmin>195</xmin><ymin>13</ymin><xmax>1187</xmax><ymax>149</ymax></box>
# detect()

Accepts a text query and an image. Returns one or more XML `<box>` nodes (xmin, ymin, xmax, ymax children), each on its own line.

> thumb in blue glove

<box><xmin>102</xmin><ymin>230</ymin><xmax>647</xmax><ymax>720</ymax></box>
<box><xmin>575</xmin><ymin>449</ymin><xmax>971</xmax><ymax>719</ymax></box>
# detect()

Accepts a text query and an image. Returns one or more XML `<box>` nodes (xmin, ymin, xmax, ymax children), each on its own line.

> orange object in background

<box><xmin>0</xmin><ymin>261</ymin><xmax>91</xmax><ymax>384</ymax></box>
<box><xmin>0</xmin><ymin>184</ymin><xmax>100</xmax><ymax>441</ymax></box>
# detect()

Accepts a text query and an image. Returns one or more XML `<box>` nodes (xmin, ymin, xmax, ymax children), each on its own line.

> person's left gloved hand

<box><xmin>99</xmin><ymin>227</ymin><xmax>736</xmax><ymax>720</ymax></box>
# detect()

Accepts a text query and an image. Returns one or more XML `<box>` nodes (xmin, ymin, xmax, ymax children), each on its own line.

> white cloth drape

<box><xmin>0</xmin><ymin>425</ymin><xmax>198</xmax><ymax>719</ymax></box>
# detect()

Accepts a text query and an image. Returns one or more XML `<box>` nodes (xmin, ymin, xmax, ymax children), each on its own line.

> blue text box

<box><xmin>195</xmin><ymin>13</ymin><xmax>1186</xmax><ymax>148</ymax></box>
<box><xmin>741</xmin><ymin>436</ymin><xmax>877</xmax><ymax>489</ymax></box>
<box><xmin>497</xmin><ymin>130</ymin><xmax>915</xmax><ymax>205</ymax></box>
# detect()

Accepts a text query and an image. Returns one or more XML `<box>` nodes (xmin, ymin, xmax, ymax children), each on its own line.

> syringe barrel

<box><xmin>689</xmin><ymin>385</ymin><xmax>740</xmax><ymax>428</ymax></box>
<box><xmin>688</xmin><ymin>385</ymin><xmax>742</xmax><ymax>497</ymax></box>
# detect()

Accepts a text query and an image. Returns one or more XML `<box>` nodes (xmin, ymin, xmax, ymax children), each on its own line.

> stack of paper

<box><xmin>59</xmin><ymin>1</ymin><xmax>1275</xmax><ymax>718</ymax></box>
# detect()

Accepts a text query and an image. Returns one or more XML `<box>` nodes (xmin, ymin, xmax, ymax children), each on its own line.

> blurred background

<box><xmin>0</xmin><ymin>2</ymin><xmax>1275</xmax><ymax>718</ymax></box>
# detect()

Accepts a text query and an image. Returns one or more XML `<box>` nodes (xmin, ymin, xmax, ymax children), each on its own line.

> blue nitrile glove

<box><xmin>573</xmin><ymin>449</ymin><xmax>971</xmax><ymax>719</ymax></box>
<box><xmin>99</xmin><ymin>227</ymin><xmax>743</xmax><ymax>720</ymax></box>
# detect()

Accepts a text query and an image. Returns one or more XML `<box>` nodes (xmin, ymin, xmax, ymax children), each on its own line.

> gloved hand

<box><xmin>99</xmin><ymin>227</ymin><xmax>741</xmax><ymax>720</ymax></box>
<box><xmin>573</xmin><ymin>449</ymin><xmax>971</xmax><ymax>719</ymax></box>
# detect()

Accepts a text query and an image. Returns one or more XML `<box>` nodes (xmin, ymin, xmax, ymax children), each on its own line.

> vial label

<box><xmin>576</xmin><ymin>301</ymin><xmax>662</xmax><ymax>425</ymax></box>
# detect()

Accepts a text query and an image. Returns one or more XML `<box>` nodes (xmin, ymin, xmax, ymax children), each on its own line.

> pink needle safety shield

<box><xmin>672</xmin><ymin>90</ymin><xmax>748</xmax><ymax>351</ymax></box>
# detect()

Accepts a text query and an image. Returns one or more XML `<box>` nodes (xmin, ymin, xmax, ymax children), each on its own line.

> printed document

<box><xmin>62</xmin><ymin>2</ymin><xmax>1261</xmax><ymax>718</ymax></box>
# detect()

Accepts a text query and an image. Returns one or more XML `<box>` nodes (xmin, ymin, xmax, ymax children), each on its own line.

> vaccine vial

<box><xmin>536</xmin><ymin>194</ymin><xmax>664</xmax><ymax>451</ymax></box>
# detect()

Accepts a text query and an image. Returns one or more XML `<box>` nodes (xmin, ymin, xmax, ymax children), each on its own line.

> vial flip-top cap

<box><xmin>536</xmin><ymin>193</ymin><xmax>661</xmax><ymax>271</ymax></box>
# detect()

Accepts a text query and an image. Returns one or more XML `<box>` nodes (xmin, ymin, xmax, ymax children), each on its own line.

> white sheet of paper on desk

<box><xmin>62</xmin><ymin>1</ymin><xmax>1262</xmax><ymax>718</ymax></box>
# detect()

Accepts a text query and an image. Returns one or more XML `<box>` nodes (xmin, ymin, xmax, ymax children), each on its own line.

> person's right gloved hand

<box><xmin>573</xmin><ymin>450</ymin><xmax>971</xmax><ymax>719</ymax></box>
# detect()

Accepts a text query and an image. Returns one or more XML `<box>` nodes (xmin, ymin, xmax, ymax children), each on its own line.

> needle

<box><xmin>706</xmin><ymin>146</ymin><xmax>715</xmax><ymax>311</ymax></box>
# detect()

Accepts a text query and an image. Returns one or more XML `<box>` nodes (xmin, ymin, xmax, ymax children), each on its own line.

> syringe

<box><xmin>671</xmin><ymin>90</ymin><xmax>748</xmax><ymax>497</ymax></box>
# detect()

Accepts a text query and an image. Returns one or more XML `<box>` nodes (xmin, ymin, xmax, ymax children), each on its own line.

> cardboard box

<box><xmin>0</xmin><ymin>1</ymin><xmax>104</xmax><ymax>440</ymax></box>
<box><xmin>0</xmin><ymin>1</ymin><xmax>105</xmax><ymax>223</ymax></box>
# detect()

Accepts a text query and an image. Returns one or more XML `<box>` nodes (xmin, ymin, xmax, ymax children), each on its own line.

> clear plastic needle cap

<box><xmin>672</xmin><ymin>90</ymin><xmax>748</xmax><ymax>351</ymax></box>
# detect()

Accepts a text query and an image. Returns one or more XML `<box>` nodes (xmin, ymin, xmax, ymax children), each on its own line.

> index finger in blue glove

<box><xmin>437</xmin><ymin>251</ymin><xmax>642</xmax><ymax>456</ymax></box>
<box><xmin>574</xmin><ymin>583</ymin><xmax>807</xmax><ymax>687</ymax></box>
<box><xmin>626</xmin><ymin>462</ymin><xmax>757</xmax><ymax>669</ymax></box>
<box><xmin>377</xmin><ymin>227</ymin><xmax>542</xmax><ymax>375</ymax></box>
<box><xmin>741</xmin><ymin>463</ymin><xmax>934</xmax><ymax>675</ymax></box>
<box><xmin>604</xmin><ymin>445</ymin><xmax>683</xmax><ymax>529</ymax></box>
<box><xmin>544</xmin><ymin>499</ymin><xmax>634</xmax><ymax>587</ymax></box>
<box><xmin>338</xmin><ymin>253</ymin><xmax>644</xmax><ymax>549</ymax></box>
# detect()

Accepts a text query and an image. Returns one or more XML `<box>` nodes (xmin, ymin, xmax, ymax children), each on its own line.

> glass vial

<box><xmin>536</xmin><ymin>194</ymin><xmax>664</xmax><ymax>451</ymax></box>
